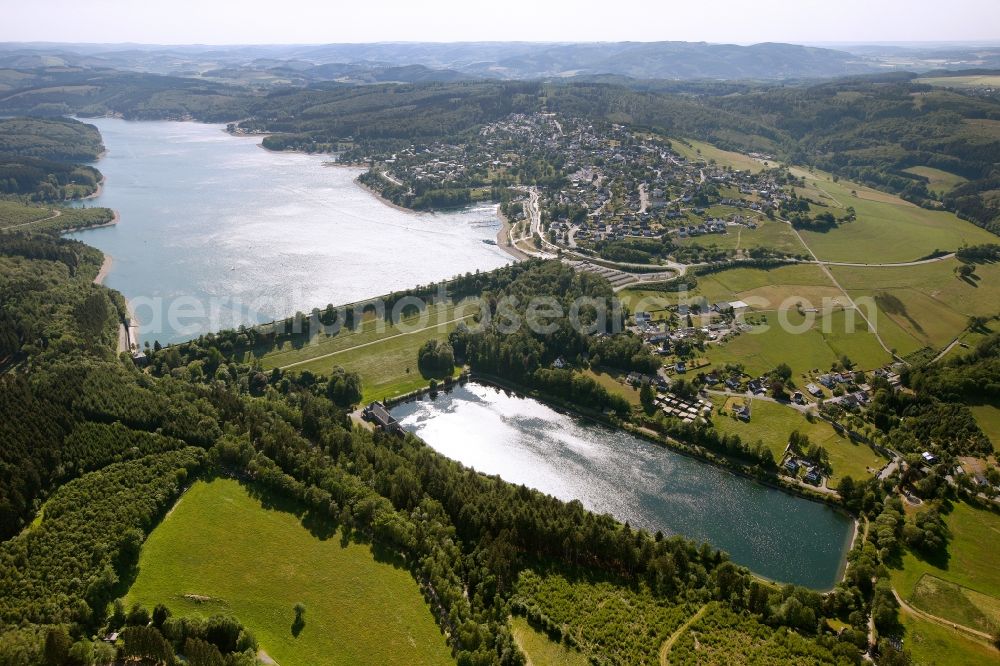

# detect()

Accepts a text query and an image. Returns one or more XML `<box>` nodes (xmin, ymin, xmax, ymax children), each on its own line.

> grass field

<box><xmin>702</xmin><ymin>310</ymin><xmax>890</xmax><ymax>378</ymax></box>
<box><xmin>909</xmin><ymin>574</ymin><xmax>1000</xmax><ymax>635</ymax></box>
<box><xmin>695</xmin><ymin>264</ymin><xmax>836</xmax><ymax>306</ymax></box>
<box><xmin>509</xmin><ymin>617</ymin><xmax>589</xmax><ymax>666</ymax></box>
<box><xmin>832</xmin><ymin>259</ymin><xmax>1000</xmax><ymax>354</ymax></box>
<box><xmin>618</xmin><ymin>264</ymin><xmax>835</xmax><ymax>316</ymax></box>
<box><xmin>899</xmin><ymin>607</ymin><xmax>999</xmax><ymax>666</ymax></box>
<box><xmin>916</xmin><ymin>74</ymin><xmax>1000</xmax><ymax>88</ymax></box>
<box><xmin>127</xmin><ymin>479</ymin><xmax>452</xmax><ymax>666</ymax></box>
<box><xmin>892</xmin><ymin>501</ymin><xmax>1000</xmax><ymax>633</ymax></box>
<box><xmin>787</xmin><ymin>167</ymin><xmax>997</xmax><ymax>263</ymax></box>
<box><xmin>903</xmin><ymin>167</ymin><xmax>968</xmax><ymax>196</ymax></box>
<box><xmin>677</xmin><ymin>219</ymin><xmax>807</xmax><ymax>256</ymax></box>
<box><xmin>969</xmin><ymin>404</ymin><xmax>1000</xmax><ymax>452</ymax></box>
<box><xmin>584</xmin><ymin>368</ymin><xmax>642</xmax><ymax>406</ymax></box>
<box><xmin>258</xmin><ymin>299</ymin><xmax>478</xmax><ymax>402</ymax></box>
<box><xmin>709</xmin><ymin>398</ymin><xmax>886</xmax><ymax>485</ymax></box>
<box><xmin>737</xmin><ymin>219</ymin><xmax>808</xmax><ymax>255</ymax></box>
<box><xmin>670</xmin><ymin>138</ymin><xmax>768</xmax><ymax>173</ymax></box>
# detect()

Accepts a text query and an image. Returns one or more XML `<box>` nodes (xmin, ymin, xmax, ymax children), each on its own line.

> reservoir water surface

<box><xmin>392</xmin><ymin>382</ymin><xmax>855</xmax><ymax>590</ymax></box>
<box><xmin>67</xmin><ymin>118</ymin><xmax>511</xmax><ymax>345</ymax></box>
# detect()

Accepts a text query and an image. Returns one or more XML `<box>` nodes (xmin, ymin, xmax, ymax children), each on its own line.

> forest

<box><xmin>1</xmin><ymin>64</ymin><xmax>998</xmax><ymax>664</ymax></box>
<box><xmin>0</xmin><ymin>118</ymin><xmax>106</xmax><ymax>201</ymax></box>
<box><xmin>0</xmin><ymin>229</ymin><xmax>898</xmax><ymax>665</ymax></box>
<box><xmin>2</xmin><ymin>67</ymin><xmax>998</xmax><ymax>232</ymax></box>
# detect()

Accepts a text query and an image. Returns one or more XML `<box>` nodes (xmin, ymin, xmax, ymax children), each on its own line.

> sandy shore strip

<box><xmin>495</xmin><ymin>205</ymin><xmax>529</xmax><ymax>261</ymax></box>
<box><xmin>81</xmin><ymin>175</ymin><xmax>106</xmax><ymax>200</ymax></box>
<box><xmin>93</xmin><ymin>250</ymin><xmax>140</xmax><ymax>353</ymax></box>
<box><xmin>123</xmin><ymin>298</ymin><xmax>140</xmax><ymax>354</ymax></box>
<box><xmin>94</xmin><ymin>253</ymin><xmax>113</xmax><ymax>285</ymax></box>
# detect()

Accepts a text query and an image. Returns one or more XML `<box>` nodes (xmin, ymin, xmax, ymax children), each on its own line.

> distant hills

<box><xmin>0</xmin><ymin>41</ymin><xmax>881</xmax><ymax>82</ymax></box>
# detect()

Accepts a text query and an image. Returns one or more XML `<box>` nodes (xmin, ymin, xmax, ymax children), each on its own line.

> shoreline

<box><xmin>94</xmin><ymin>253</ymin><xmax>113</xmax><ymax>285</ymax></box>
<box><xmin>80</xmin><ymin>175</ymin><xmax>105</xmax><ymax>201</ymax></box>
<box><xmin>61</xmin><ymin>209</ymin><xmax>120</xmax><ymax>235</ymax></box>
<box><xmin>395</xmin><ymin>374</ymin><xmax>854</xmax><ymax>592</ymax></box>
<box><xmin>494</xmin><ymin>205</ymin><xmax>529</xmax><ymax>262</ymax></box>
<box><xmin>352</xmin><ymin>175</ymin><xmax>424</xmax><ymax>216</ymax></box>
<box><xmin>354</xmin><ymin>173</ymin><xmax>528</xmax><ymax>263</ymax></box>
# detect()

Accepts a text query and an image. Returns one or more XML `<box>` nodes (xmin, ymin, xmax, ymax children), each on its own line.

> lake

<box><xmin>67</xmin><ymin>118</ymin><xmax>511</xmax><ymax>346</ymax></box>
<box><xmin>391</xmin><ymin>382</ymin><xmax>855</xmax><ymax>590</ymax></box>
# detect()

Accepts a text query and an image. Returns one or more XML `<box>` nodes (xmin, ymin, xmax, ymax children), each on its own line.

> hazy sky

<box><xmin>3</xmin><ymin>0</ymin><xmax>999</xmax><ymax>45</ymax></box>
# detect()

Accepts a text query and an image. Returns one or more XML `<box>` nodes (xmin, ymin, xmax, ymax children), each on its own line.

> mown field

<box><xmin>584</xmin><ymin>368</ymin><xmax>643</xmax><ymax>406</ymax></box>
<box><xmin>670</xmin><ymin>137</ymin><xmax>768</xmax><ymax>173</ymax></box>
<box><xmin>916</xmin><ymin>74</ymin><xmax>1000</xmax><ymax>88</ymax></box>
<box><xmin>899</xmin><ymin>607</ymin><xmax>999</xmax><ymax>666</ymax></box>
<box><xmin>908</xmin><ymin>574</ymin><xmax>1000</xmax><ymax>635</ymax></box>
<box><xmin>787</xmin><ymin>168</ymin><xmax>997</xmax><ymax>264</ymax></box>
<box><xmin>903</xmin><ymin>166</ymin><xmax>968</xmax><ymax>196</ymax></box>
<box><xmin>619</xmin><ymin>263</ymin><xmax>837</xmax><ymax>316</ymax></box>
<box><xmin>509</xmin><ymin>616</ymin><xmax>588</xmax><ymax>666</ymax></box>
<box><xmin>127</xmin><ymin>478</ymin><xmax>452</xmax><ymax>666</ymax></box>
<box><xmin>891</xmin><ymin>501</ymin><xmax>1000</xmax><ymax>640</ymax></box>
<box><xmin>258</xmin><ymin>299</ymin><xmax>479</xmax><ymax>402</ymax></box>
<box><xmin>831</xmin><ymin>258</ymin><xmax>1000</xmax><ymax>355</ymax></box>
<box><xmin>676</xmin><ymin>218</ymin><xmax>807</xmax><ymax>257</ymax></box>
<box><xmin>701</xmin><ymin>309</ymin><xmax>890</xmax><ymax>378</ymax></box>
<box><xmin>969</xmin><ymin>404</ymin><xmax>1000</xmax><ymax>452</ymax></box>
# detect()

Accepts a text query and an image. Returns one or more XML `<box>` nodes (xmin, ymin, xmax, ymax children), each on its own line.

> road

<box><xmin>786</xmin><ymin>221</ymin><xmax>895</xmax><ymax>357</ymax></box>
<box><xmin>659</xmin><ymin>603</ymin><xmax>709</xmax><ymax>665</ymax></box>
<box><xmin>504</xmin><ymin>185</ymin><xmax>950</xmax><ymax>317</ymax></box>
<box><xmin>638</xmin><ymin>183</ymin><xmax>649</xmax><ymax>214</ymax></box>
<box><xmin>877</xmin><ymin>458</ymin><xmax>901</xmax><ymax>482</ymax></box>
<box><xmin>805</xmin><ymin>253</ymin><xmax>955</xmax><ymax>269</ymax></box>
<box><xmin>931</xmin><ymin>337</ymin><xmax>962</xmax><ymax>363</ymax></box>
<box><xmin>377</xmin><ymin>170</ymin><xmax>404</xmax><ymax>187</ymax></box>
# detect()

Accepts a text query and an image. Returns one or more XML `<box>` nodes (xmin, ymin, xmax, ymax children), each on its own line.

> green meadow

<box><xmin>258</xmin><ymin>299</ymin><xmax>478</xmax><ymax>402</ymax></box>
<box><xmin>831</xmin><ymin>258</ymin><xmax>1000</xmax><ymax>354</ymax></box>
<box><xmin>509</xmin><ymin>616</ymin><xmax>589</xmax><ymax>666</ymax></box>
<box><xmin>787</xmin><ymin>168</ymin><xmax>996</xmax><ymax>263</ymax></box>
<box><xmin>702</xmin><ymin>309</ymin><xmax>890</xmax><ymax>378</ymax></box>
<box><xmin>899</xmin><ymin>607</ymin><xmax>998</xmax><ymax>666</ymax></box>
<box><xmin>619</xmin><ymin>263</ymin><xmax>837</xmax><ymax>315</ymax></box>
<box><xmin>128</xmin><ymin>478</ymin><xmax>452</xmax><ymax>666</ymax></box>
<box><xmin>676</xmin><ymin>218</ymin><xmax>806</xmax><ymax>256</ymax></box>
<box><xmin>670</xmin><ymin>137</ymin><xmax>769</xmax><ymax>173</ymax></box>
<box><xmin>903</xmin><ymin>166</ymin><xmax>968</xmax><ymax>196</ymax></box>
<box><xmin>969</xmin><ymin>404</ymin><xmax>1000</xmax><ymax>452</ymax></box>
<box><xmin>891</xmin><ymin>501</ymin><xmax>1000</xmax><ymax>643</ymax></box>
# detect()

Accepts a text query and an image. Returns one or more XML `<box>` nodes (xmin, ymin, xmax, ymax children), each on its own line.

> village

<box><xmin>364</xmin><ymin>111</ymin><xmax>794</xmax><ymax>266</ymax></box>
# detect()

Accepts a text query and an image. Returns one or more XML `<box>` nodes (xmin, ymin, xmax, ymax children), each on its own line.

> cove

<box><xmin>391</xmin><ymin>382</ymin><xmax>855</xmax><ymax>590</ymax></box>
<box><xmin>66</xmin><ymin>118</ymin><xmax>511</xmax><ymax>346</ymax></box>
